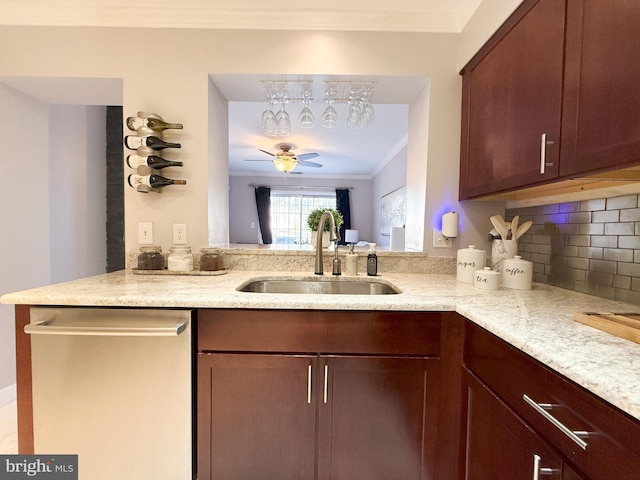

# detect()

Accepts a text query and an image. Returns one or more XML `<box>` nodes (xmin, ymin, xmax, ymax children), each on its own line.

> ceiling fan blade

<box><xmin>297</xmin><ymin>160</ymin><xmax>322</xmax><ymax>168</ymax></box>
<box><xmin>244</xmin><ymin>159</ymin><xmax>273</xmax><ymax>162</ymax></box>
<box><xmin>296</xmin><ymin>152</ymin><xmax>319</xmax><ymax>161</ymax></box>
<box><xmin>259</xmin><ymin>149</ymin><xmax>275</xmax><ymax>157</ymax></box>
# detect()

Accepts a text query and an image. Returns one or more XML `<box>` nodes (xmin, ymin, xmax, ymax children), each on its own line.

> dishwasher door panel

<box><xmin>28</xmin><ymin>308</ymin><xmax>192</xmax><ymax>480</ymax></box>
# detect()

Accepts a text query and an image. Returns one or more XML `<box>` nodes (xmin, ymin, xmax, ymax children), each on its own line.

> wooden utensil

<box><xmin>490</xmin><ymin>215</ymin><xmax>509</xmax><ymax>240</ymax></box>
<box><xmin>515</xmin><ymin>220</ymin><xmax>533</xmax><ymax>240</ymax></box>
<box><xmin>510</xmin><ymin>215</ymin><xmax>519</xmax><ymax>240</ymax></box>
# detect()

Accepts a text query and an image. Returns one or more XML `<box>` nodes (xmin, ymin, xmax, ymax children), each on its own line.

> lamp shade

<box><xmin>345</xmin><ymin>229</ymin><xmax>359</xmax><ymax>243</ymax></box>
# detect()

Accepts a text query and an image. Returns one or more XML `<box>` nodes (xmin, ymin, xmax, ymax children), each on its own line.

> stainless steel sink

<box><xmin>237</xmin><ymin>277</ymin><xmax>400</xmax><ymax>295</ymax></box>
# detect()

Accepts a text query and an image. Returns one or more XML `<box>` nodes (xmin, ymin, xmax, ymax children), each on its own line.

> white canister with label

<box><xmin>474</xmin><ymin>267</ymin><xmax>501</xmax><ymax>290</ymax></box>
<box><xmin>502</xmin><ymin>255</ymin><xmax>533</xmax><ymax>289</ymax></box>
<box><xmin>456</xmin><ymin>245</ymin><xmax>486</xmax><ymax>283</ymax></box>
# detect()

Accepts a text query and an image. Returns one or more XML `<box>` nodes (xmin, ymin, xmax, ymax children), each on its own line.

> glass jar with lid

<box><xmin>137</xmin><ymin>246</ymin><xmax>164</xmax><ymax>270</ymax></box>
<box><xmin>168</xmin><ymin>245</ymin><xmax>193</xmax><ymax>272</ymax></box>
<box><xmin>200</xmin><ymin>247</ymin><xmax>224</xmax><ymax>271</ymax></box>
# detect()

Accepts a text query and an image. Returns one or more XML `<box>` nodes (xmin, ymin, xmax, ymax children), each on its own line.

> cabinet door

<box><xmin>464</xmin><ymin>370</ymin><xmax>563</xmax><ymax>480</ymax></box>
<box><xmin>197</xmin><ymin>353</ymin><xmax>317</xmax><ymax>480</ymax></box>
<box><xmin>459</xmin><ymin>0</ymin><xmax>565</xmax><ymax>199</ymax></box>
<box><xmin>560</xmin><ymin>0</ymin><xmax>640</xmax><ymax>175</ymax></box>
<box><xmin>317</xmin><ymin>356</ymin><xmax>438</xmax><ymax>480</ymax></box>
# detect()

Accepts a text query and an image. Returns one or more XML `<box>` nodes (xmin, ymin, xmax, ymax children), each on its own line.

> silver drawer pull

<box><xmin>523</xmin><ymin>394</ymin><xmax>588</xmax><ymax>450</ymax></box>
<box><xmin>307</xmin><ymin>365</ymin><xmax>312</xmax><ymax>404</ymax></box>
<box><xmin>533</xmin><ymin>454</ymin><xmax>558</xmax><ymax>480</ymax></box>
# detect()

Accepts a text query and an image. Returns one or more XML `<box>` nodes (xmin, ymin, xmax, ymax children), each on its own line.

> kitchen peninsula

<box><xmin>3</xmin><ymin>253</ymin><xmax>640</xmax><ymax>479</ymax></box>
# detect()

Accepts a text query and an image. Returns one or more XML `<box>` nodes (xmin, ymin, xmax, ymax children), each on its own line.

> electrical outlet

<box><xmin>138</xmin><ymin>222</ymin><xmax>153</xmax><ymax>245</ymax></box>
<box><xmin>432</xmin><ymin>229</ymin><xmax>453</xmax><ymax>248</ymax></box>
<box><xmin>173</xmin><ymin>223</ymin><xmax>187</xmax><ymax>244</ymax></box>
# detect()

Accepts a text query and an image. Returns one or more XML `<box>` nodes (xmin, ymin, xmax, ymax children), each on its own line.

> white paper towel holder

<box><xmin>442</xmin><ymin>211</ymin><xmax>459</xmax><ymax>238</ymax></box>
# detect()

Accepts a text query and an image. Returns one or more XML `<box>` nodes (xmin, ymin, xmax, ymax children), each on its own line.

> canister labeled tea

<box><xmin>474</xmin><ymin>267</ymin><xmax>500</xmax><ymax>290</ymax></box>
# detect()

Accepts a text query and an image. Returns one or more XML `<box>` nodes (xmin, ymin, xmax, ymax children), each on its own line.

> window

<box><xmin>270</xmin><ymin>192</ymin><xmax>336</xmax><ymax>246</ymax></box>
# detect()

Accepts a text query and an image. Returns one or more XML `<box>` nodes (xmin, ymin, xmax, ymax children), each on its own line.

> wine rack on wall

<box><xmin>124</xmin><ymin>112</ymin><xmax>186</xmax><ymax>193</ymax></box>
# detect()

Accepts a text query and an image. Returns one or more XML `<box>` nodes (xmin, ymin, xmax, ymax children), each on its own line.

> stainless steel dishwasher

<box><xmin>26</xmin><ymin>307</ymin><xmax>192</xmax><ymax>480</ymax></box>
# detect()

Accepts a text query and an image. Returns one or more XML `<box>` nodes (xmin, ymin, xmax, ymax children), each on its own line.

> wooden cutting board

<box><xmin>573</xmin><ymin>312</ymin><xmax>640</xmax><ymax>344</ymax></box>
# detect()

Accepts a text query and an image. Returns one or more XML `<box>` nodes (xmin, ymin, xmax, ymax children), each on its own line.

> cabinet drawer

<box><xmin>197</xmin><ymin>309</ymin><xmax>440</xmax><ymax>356</ymax></box>
<box><xmin>464</xmin><ymin>322</ymin><xmax>640</xmax><ymax>479</ymax></box>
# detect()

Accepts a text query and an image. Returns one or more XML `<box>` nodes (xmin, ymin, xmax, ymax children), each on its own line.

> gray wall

<box><xmin>0</xmin><ymin>85</ymin><xmax>50</xmax><ymax>395</ymax></box>
<box><xmin>507</xmin><ymin>194</ymin><xmax>640</xmax><ymax>305</ymax></box>
<box><xmin>0</xmin><ymin>87</ymin><xmax>108</xmax><ymax>394</ymax></box>
<box><xmin>49</xmin><ymin>105</ymin><xmax>107</xmax><ymax>283</ymax></box>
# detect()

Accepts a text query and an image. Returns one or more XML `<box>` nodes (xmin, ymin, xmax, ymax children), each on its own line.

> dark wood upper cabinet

<box><xmin>460</xmin><ymin>0</ymin><xmax>640</xmax><ymax>200</ymax></box>
<box><xmin>560</xmin><ymin>0</ymin><xmax>640</xmax><ymax>176</ymax></box>
<box><xmin>460</xmin><ymin>0</ymin><xmax>565</xmax><ymax>199</ymax></box>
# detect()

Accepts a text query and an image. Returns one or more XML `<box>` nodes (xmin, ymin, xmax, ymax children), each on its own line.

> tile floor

<box><xmin>0</xmin><ymin>400</ymin><xmax>18</xmax><ymax>453</ymax></box>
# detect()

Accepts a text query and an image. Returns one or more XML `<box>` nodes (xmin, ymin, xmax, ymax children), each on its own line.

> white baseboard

<box><xmin>0</xmin><ymin>383</ymin><xmax>17</xmax><ymax>408</ymax></box>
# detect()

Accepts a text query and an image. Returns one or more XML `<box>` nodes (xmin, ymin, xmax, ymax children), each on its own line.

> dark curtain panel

<box><xmin>106</xmin><ymin>106</ymin><xmax>125</xmax><ymax>272</ymax></box>
<box><xmin>254</xmin><ymin>186</ymin><xmax>273</xmax><ymax>244</ymax></box>
<box><xmin>336</xmin><ymin>188</ymin><xmax>352</xmax><ymax>245</ymax></box>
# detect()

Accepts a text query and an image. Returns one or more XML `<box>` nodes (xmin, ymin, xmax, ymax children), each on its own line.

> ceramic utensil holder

<box><xmin>491</xmin><ymin>239</ymin><xmax>517</xmax><ymax>272</ymax></box>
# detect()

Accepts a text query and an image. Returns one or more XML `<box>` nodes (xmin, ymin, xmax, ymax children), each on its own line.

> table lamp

<box><xmin>345</xmin><ymin>229</ymin><xmax>359</xmax><ymax>253</ymax></box>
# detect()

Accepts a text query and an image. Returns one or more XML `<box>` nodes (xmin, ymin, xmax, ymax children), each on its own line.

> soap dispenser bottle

<box><xmin>366</xmin><ymin>243</ymin><xmax>378</xmax><ymax>276</ymax></box>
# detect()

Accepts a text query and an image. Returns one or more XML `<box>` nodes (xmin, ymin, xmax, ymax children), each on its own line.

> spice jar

<box><xmin>200</xmin><ymin>247</ymin><xmax>224</xmax><ymax>271</ymax></box>
<box><xmin>137</xmin><ymin>246</ymin><xmax>164</xmax><ymax>270</ymax></box>
<box><xmin>168</xmin><ymin>245</ymin><xmax>193</xmax><ymax>272</ymax></box>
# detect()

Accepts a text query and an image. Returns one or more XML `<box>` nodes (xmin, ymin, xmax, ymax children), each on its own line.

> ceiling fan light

<box><xmin>274</xmin><ymin>155</ymin><xmax>297</xmax><ymax>173</ymax></box>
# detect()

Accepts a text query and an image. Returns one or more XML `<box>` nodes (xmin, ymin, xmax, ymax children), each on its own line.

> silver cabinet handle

<box><xmin>323</xmin><ymin>364</ymin><xmax>328</xmax><ymax>404</ymax></box>
<box><xmin>533</xmin><ymin>455</ymin><xmax>557</xmax><ymax>479</ymax></box>
<box><xmin>539</xmin><ymin>133</ymin><xmax>555</xmax><ymax>174</ymax></box>
<box><xmin>523</xmin><ymin>394</ymin><xmax>588</xmax><ymax>450</ymax></box>
<box><xmin>24</xmin><ymin>318</ymin><xmax>188</xmax><ymax>336</ymax></box>
<box><xmin>533</xmin><ymin>454</ymin><xmax>541</xmax><ymax>480</ymax></box>
<box><xmin>27</xmin><ymin>308</ymin><xmax>190</xmax><ymax>336</ymax></box>
<box><xmin>533</xmin><ymin>455</ymin><xmax>560</xmax><ymax>480</ymax></box>
<box><xmin>307</xmin><ymin>365</ymin><xmax>312</xmax><ymax>404</ymax></box>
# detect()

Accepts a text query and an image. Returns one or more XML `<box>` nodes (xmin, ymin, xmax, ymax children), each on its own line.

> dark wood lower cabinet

<box><xmin>464</xmin><ymin>369</ymin><xmax>564</xmax><ymax>479</ymax></box>
<box><xmin>317</xmin><ymin>356</ymin><xmax>438</xmax><ymax>480</ymax></box>
<box><xmin>197</xmin><ymin>353</ymin><xmax>317</xmax><ymax>480</ymax></box>
<box><xmin>196</xmin><ymin>309</ymin><xmax>450</xmax><ymax>480</ymax></box>
<box><xmin>198</xmin><ymin>353</ymin><xmax>437</xmax><ymax>480</ymax></box>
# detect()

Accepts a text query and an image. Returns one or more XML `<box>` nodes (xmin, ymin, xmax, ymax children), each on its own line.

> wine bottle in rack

<box><xmin>127</xmin><ymin>154</ymin><xmax>184</xmax><ymax>170</ymax></box>
<box><xmin>128</xmin><ymin>174</ymin><xmax>187</xmax><ymax>189</ymax></box>
<box><xmin>126</xmin><ymin>116</ymin><xmax>183</xmax><ymax>132</ymax></box>
<box><xmin>124</xmin><ymin>135</ymin><xmax>181</xmax><ymax>151</ymax></box>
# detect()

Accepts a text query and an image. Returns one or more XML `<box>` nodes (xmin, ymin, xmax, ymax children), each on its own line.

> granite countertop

<box><xmin>2</xmin><ymin>269</ymin><xmax>640</xmax><ymax>422</ymax></box>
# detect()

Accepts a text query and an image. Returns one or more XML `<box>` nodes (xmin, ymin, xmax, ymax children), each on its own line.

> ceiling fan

<box><xmin>244</xmin><ymin>144</ymin><xmax>322</xmax><ymax>173</ymax></box>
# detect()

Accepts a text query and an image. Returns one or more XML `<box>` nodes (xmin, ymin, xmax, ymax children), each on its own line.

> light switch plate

<box><xmin>138</xmin><ymin>223</ymin><xmax>153</xmax><ymax>245</ymax></box>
